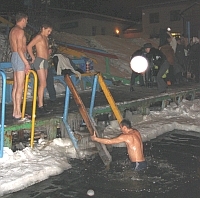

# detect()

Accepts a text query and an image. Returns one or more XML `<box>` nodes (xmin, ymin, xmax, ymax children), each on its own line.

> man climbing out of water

<box><xmin>91</xmin><ymin>118</ymin><xmax>147</xmax><ymax>171</ymax></box>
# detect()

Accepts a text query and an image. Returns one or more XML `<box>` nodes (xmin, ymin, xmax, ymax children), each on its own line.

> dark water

<box><xmin>3</xmin><ymin>130</ymin><xmax>200</xmax><ymax>198</ymax></box>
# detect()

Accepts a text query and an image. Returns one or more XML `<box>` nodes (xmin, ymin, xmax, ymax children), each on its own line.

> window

<box><xmin>92</xmin><ymin>26</ymin><xmax>97</xmax><ymax>36</ymax></box>
<box><xmin>101</xmin><ymin>27</ymin><xmax>106</xmax><ymax>35</ymax></box>
<box><xmin>149</xmin><ymin>13</ymin><xmax>159</xmax><ymax>23</ymax></box>
<box><xmin>170</xmin><ymin>10</ymin><xmax>180</xmax><ymax>21</ymax></box>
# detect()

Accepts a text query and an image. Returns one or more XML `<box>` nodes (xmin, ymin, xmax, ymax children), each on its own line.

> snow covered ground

<box><xmin>1</xmin><ymin>98</ymin><xmax>200</xmax><ymax>196</ymax></box>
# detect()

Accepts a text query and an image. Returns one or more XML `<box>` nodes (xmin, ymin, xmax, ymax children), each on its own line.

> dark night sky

<box><xmin>93</xmin><ymin>0</ymin><xmax>194</xmax><ymax>20</ymax></box>
<box><xmin>0</xmin><ymin>0</ymin><xmax>195</xmax><ymax>21</ymax></box>
<box><xmin>50</xmin><ymin>0</ymin><xmax>194</xmax><ymax>21</ymax></box>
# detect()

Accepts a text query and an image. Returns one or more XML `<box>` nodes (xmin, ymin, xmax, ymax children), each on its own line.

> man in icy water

<box><xmin>91</xmin><ymin>118</ymin><xmax>147</xmax><ymax>171</ymax></box>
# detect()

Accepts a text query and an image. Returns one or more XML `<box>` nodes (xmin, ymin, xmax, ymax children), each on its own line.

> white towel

<box><xmin>53</xmin><ymin>54</ymin><xmax>81</xmax><ymax>79</ymax></box>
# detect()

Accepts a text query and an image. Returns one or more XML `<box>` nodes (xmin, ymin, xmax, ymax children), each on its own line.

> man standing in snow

<box><xmin>9</xmin><ymin>12</ymin><xmax>31</xmax><ymax>120</ymax></box>
<box><xmin>27</xmin><ymin>23</ymin><xmax>53</xmax><ymax>115</ymax></box>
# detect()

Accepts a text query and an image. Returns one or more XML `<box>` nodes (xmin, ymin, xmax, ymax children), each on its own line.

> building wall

<box><xmin>182</xmin><ymin>4</ymin><xmax>200</xmax><ymax>37</ymax></box>
<box><xmin>56</xmin><ymin>18</ymin><xmax>130</xmax><ymax>37</ymax></box>
<box><xmin>142</xmin><ymin>3</ymin><xmax>189</xmax><ymax>37</ymax></box>
<box><xmin>123</xmin><ymin>32</ymin><xmax>141</xmax><ymax>38</ymax></box>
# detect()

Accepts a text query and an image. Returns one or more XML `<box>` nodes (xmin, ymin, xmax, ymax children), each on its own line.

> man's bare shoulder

<box><xmin>119</xmin><ymin>132</ymin><xmax>134</xmax><ymax>139</ymax></box>
<box><xmin>10</xmin><ymin>26</ymin><xmax>24</xmax><ymax>35</ymax></box>
<box><xmin>28</xmin><ymin>34</ymin><xmax>43</xmax><ymax>46</ymax></box>
<box><xmin>33</xmin><ymin>34</ymin><xmax>43</xmax><ymax>41</ymax></box>
<box><xmin>130</xmin><ymin>128</ymin><xmax>140</xmax><ymax>133</ymax></box>
<box><xmin>124</xmin><ymin>129</ymin><xmax>140</xmax><ymax>138</ymax></box>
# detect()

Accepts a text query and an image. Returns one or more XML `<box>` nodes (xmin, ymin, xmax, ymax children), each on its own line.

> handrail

<box><xmin>97</xmin><ymin>73</ymin><xmax>123</xmax><ymax>123</ymax></box>
<box><xmin>0</xmin><ymin>70</ymin><xmax>6</xmax><ymax>158</ymax></box>
<box><xmin>21</xmin><ymin>70</ymin><xmax>38</xmax><ymax>148</ymax></box>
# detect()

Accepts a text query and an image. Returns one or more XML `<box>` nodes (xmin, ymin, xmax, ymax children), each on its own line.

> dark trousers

<box><xmin>130</xmin><ymin>71</ymin><xmax>144</xmax><ymax>87</ymax></box>
<box><xmin>166</xmin><ymin>65</ymin><xmax>176</xmax><ymax>84</ymax></box>
<box><xmin>191</xmin><ymin>59</ymin><xmax>200</xmax><ymax>83</ymax></box>
<box><xmin>157</xmin><ymin>60</ymin><xmax>169</xmax><ymax>93</ymax></box>
<box><xmin>46</xmin><ymin>67</ymin><xmax>56</xmax><ymax>101</ymax></box>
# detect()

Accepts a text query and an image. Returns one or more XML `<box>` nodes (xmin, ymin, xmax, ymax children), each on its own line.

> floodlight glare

<box><xmin>130</xmin><ymin>56</ymin><xmax>148</xmax><ymax>73</ymax></box>
<box><xmin>167</xmin><ymin>27</ymin><xmax>171</xmax><ymax>31</ymax></box>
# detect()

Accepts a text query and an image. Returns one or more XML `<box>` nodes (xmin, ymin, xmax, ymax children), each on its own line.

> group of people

<box><xmin>9</xmin><ymin>12</ymin><xmax>54</xmax><ymax>120</ymax></box>
<box><xmin>8</xmin><ymin>10</ymin><xmax>200</xmax><ymax>174</ymax></box>
<box><xmin>9</xmin><ymin>12</ymin><xmax>148</xmax><ymax>171</ymax></box>
<box><xmin>130</xmin><ymin>31</ymin><xmax>188</xmax><ymax>93</ymax></box>
<box><xmin>92</xmin><ymin>32</ymin><xmax>200</xmax><ymax>171</ymax></box>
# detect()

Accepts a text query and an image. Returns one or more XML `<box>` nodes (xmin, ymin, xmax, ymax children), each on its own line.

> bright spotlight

<box><xmin>130</xmin><ymin>56</ymin><xmax>148</xmax><ymax>73</ymax></box>
<box><xmin>167</xmin><ymin>27</ymin><xmax>171</xmax><ymax>31</ymax></box>
<box><xmin>115</xmin><ymin>29</ymin><xmax>119</xmax><ymax>34</ymax></box>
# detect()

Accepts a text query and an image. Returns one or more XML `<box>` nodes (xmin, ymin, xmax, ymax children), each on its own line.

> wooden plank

<box><xmin>0</xmin><ymin>16</ymin><xmax>13</xmax><ymax>27</ymax></box>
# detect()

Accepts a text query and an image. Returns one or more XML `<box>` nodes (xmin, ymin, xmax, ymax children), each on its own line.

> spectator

<box><xmin>150</xmin><ymin>47</ymin><xmax>169</xmax><ymax>93</ymax></box>
<box><xmin>46</xmin><ymin>47</ymin><xmax>56</xmax><ymax>102</ymax></box>
<box><xmin>130</xmin><ymin>43</ymin><xmax>153</xmax><ymax>91</ymax></box>
<box><xmin>167</xmin><ymin>31</ymin><xmax>177</xmax><ymax>53</ymax></box>
<box><xmin>174</xmin><ymin>37</ymin><xmax>186</xmax><ymax>84</ymax></box>
<box><xmin>187</xmin><ymin>37</ymin><xmax>200</xmax><ymax>83</ymax></box>
<box><xmin>160</xmin><ymin>36</ymin><xmax>176</xmax><ymax>85</ymax></box>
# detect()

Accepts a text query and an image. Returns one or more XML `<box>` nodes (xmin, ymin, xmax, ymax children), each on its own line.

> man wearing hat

<box><xmin>130</xmin><ymin>43</ymin><xmax>153</xmax><ymax>91</ymax></box>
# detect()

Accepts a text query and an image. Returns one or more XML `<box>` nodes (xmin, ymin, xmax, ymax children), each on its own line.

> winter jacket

<box><xmin>149</xmin><ymin>47</ymin><xmax>166</xmax><ymax>69</ymax></box>
<box><xmin>160</xmin><ymin>44</ymin><xmax>175</xmax><ymax>65</ymax></box>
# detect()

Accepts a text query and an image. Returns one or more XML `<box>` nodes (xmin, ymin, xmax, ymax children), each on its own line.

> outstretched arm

<box><xmin>91</xmin><ymin>131</ymin><xmax>124</xmax><ymax>145</ymax></box>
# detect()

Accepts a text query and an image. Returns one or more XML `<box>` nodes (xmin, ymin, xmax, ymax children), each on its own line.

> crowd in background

<box><xmin>130</xmin><ymin>30</ymin><xmax>200</xmax><ymax>93</ymax></box>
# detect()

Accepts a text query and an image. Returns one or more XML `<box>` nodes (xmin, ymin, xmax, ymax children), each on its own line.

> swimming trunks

<box><xmin>132</xmin><ymin>161</ymin><xmax>147</xmax><ymax>171</ymax></box>
<box><xmin>11</xmin><ymin>52</ymin><xmax>25</xmax><ymax>71</ymax></box>
<box><xmin>33</xmin><ymin>57</ymin><xmax>48</xmax><ymax>70</ymax></box>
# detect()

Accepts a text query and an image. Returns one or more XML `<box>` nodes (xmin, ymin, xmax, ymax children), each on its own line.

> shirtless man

<box><xmin>27</xmin><ymin>23</ymin><xmax>52</xmax><ymax>115</ymax></box>
<box><xmin>9</xmin><ymin>12</ymin><xmax>31</xmax><ymax>120</ymax></box>
<box><xmin>91</xmin><ymin>119</ymin><xmax>147</xmax><ymax>171</ymax></box>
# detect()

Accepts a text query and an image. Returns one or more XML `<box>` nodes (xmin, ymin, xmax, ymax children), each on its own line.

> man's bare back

<box><xmin>9</xmin><ymin>25</ymin><xmax>29</xmax><ymax>68</ymax></box>
<box><xmin>9</xmin><ymin>26</ymin><xmax>26</xmax><ymax>53</ymax></box>
<box><xmin>120</xmin><ymin>129</ymin><xmax>145</xmax><ymax>162</ymax></box>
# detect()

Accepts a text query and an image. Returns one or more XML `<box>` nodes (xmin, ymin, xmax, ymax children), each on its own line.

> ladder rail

<box><xmin>63</xmin><ymin>74</ymin><xmax>112</xmax><ymax>166</ymax></box>
<box><xmin>0</xmin><ymin>70</ymin><xmax>6</xmax><ymax>158</ymax></box>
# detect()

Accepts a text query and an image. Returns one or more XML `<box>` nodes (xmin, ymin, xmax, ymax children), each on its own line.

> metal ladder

<box><xmin>0</xmin><ymin>70</ymin><xmax>6</xmax><ymax>158</ymax></box>
<box><xmin>62</xmin><ymin>72</ymin><xmax>123</xmax><ymax>166</ymax></box>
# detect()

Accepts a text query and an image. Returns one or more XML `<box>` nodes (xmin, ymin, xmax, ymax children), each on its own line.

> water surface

<box><xmin>3</xmin><ymin>130</ymin><xmax>200</xmax><ymax>198</ymax></box>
